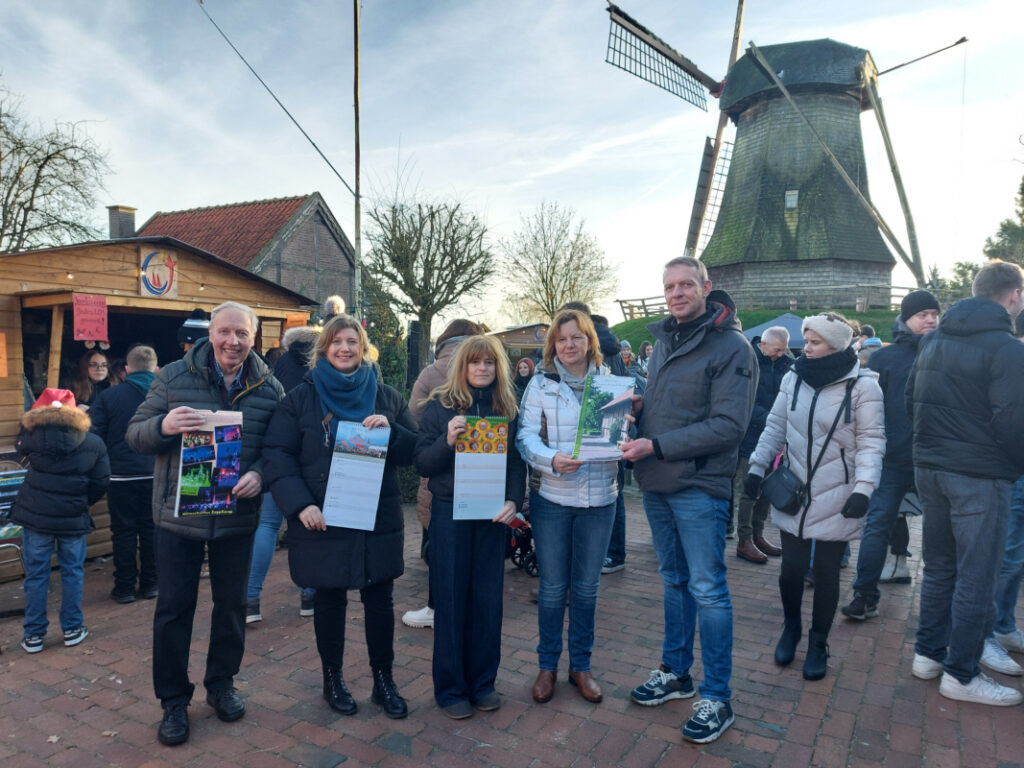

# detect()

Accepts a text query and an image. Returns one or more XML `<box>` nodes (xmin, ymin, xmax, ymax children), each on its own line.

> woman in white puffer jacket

<box><xmin>746</xmin><ymin>313</ymin><xmax>885</xmax><ymax>681</ymax></box>
<box><xmin>516</xmin><ymin>308</ymin><xmax>619</xmax><ymax>706</ymax></box>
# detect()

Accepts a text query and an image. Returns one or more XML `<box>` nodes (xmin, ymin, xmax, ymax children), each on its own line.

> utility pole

<box><xmin>353</xmin><ymin>0</ymin><xmax>362</xmax><ymax>319</ymax></box>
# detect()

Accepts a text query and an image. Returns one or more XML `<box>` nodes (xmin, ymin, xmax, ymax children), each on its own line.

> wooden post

<box><xmin>47</xmin><ymin>306</ymin><xmax>64</xmax><ymax>388</ymax></box>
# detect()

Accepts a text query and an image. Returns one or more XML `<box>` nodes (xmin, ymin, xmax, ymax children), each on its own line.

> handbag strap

<box><xmin>802</xmin><ymin>378</ymin><xmax>856</xmax><ymax>508</ymax></box>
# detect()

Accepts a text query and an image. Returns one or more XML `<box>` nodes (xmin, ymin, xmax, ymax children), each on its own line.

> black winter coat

<box><xmin>262</xmin><ymin>376</ymin><xmax>417</xmax><ymax>590</ymax></box>
<box><xmin>739</xmin><ymin>338</ymin><xmax>794</xmax><ymax>457</ymax></box>
<box><xmin>864</xmin><ymin>321</ymin><xmax>921</xmax><ymax>470</ymax></box>
<box><xmin>90</xmin><ymin>380</ymin><xmax>155</xmax><ymax>477</ymax></box>
<box><xmin>908</xmin><ymin>297</ymin><xmax>1024</xmax><ymax>480</ymax></box>
<box><xmin>12</xmin><ymin>406</ymin><xmax>110</xmax><ymax>536</ymax></box>
<box><xmin>413</xmin><ymin>389</ymin><xmax>526</xmax><ymax>513</ymax></box>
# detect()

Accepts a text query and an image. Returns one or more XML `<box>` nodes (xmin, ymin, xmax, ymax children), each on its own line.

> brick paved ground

<box><xmin>1</xmin><ymin>486</ymin><xmax>1022</xmax><ymax>767</ymax></box>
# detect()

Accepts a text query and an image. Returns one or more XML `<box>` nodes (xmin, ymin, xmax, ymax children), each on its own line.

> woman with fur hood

<box><xmin>745</xmin><ymin>314</ymin><xmax>885</xmax><ymax>680</ymax></box>
<box><xmin>12</xmin><ymin>388</ymin><xmax>110</xmax><ymax>654</ymax></box>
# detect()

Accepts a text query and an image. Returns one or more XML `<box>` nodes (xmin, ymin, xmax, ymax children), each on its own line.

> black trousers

<box><xmin>314</xmin><ymin>581</ymin><xmax>395</xmax><ymax>671</ymax></box>
<box><xmin>107</xmin><ymin>480</ymin><xmax>156</xmax><ymax>593</ymax></box>
<box><xmin>152</xmin><ymin>528</ymin><xmax>253</xmax><ymax>706</ymax></box>
<box><xmin>429</xmin><ymin>499</ymin><xmax>506</xmax><ymax>707</ymax></box>
<box><xmin>779</xmin><ymin>531</ymin><xmax>846</xmax><ymax>635</ymax></box>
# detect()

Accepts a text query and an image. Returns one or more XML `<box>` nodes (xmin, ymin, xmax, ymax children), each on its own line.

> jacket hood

<box><xmin>21</xmin><ymin>404</ymin><xmax>91</xmax><ymax>433</ymax></box>
<box><xmin>648</xmin><ymin>297</ymin><xmax>742</xmax><ymax>342</ymax></box>
<box><xmin>282</xmin><ymin>326</ymin><xmax>321</xmax><ymax>351</ymax></box>
<box><xmin>594</xmin><ymin>323</ymin><xmax>621</xmax><ymax>358</ymax></box>
<box><xmin>940</xmin><ymin>297</ymin><xmax>1013</xmax><ymax>338</ymax></box>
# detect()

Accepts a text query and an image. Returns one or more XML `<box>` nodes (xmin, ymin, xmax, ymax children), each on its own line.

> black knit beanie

<box><xmin>900</xmin><ymin>290</ymin><xmax>940</xmax><ymax>322</ymax></box>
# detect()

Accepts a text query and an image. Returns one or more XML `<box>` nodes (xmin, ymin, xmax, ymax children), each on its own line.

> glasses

<box><xmin>88</xmin><ymin>363</ymin><xmax>109</xmax><ymax>370</ymax></box>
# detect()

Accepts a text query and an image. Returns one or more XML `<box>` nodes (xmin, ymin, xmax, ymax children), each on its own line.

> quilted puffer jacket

<box><xmin>516</xmin><ymin>369</ymin><xmax>618</xmax><ymax>509</ymax></box>
<box><xmin>749</xmin><ymin>364</ymin><xmax>885</xmax><ymax>542</ymax></box>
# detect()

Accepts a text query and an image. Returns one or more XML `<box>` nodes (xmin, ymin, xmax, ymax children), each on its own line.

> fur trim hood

<box><xmin>282</xmin><ymin>326</ymin><xmax>321</xmax><ymax>351</ymax></box>
<box><xmin>22</xmin><ymin>404</ymin><xmax>92</xmax><ymax>433</ymax></box>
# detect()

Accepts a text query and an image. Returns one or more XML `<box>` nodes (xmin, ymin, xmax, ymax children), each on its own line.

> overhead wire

<box><xmin>195</xmin><ymin>0</ymin><xmax>357</xmax><ymax>198</ymax></box>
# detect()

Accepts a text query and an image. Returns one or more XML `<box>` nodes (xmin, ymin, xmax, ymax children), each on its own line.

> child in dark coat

<box><xmin>12</xmin><ymin>388</ymin><xmax>110</xmax><ymax>653</ymax></box>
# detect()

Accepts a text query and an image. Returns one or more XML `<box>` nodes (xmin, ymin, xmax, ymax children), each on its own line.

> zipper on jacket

<box><xmin>797</xmin><ymin>386</ymin><xmax>820</xmax><ymax>539</ymax></box>
<box><xmin>840</xmin><ymin>448</ymin><xmax>849</xmax><ymax>484</ymax></box>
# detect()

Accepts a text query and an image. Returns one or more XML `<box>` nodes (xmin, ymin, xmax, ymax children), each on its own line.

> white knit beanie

<box><xmin>801</xmin><ymin>313</ymin><xmax>854</xmax><ymax>352</ymax></box>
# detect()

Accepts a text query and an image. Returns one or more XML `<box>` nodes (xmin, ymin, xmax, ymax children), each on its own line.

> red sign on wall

<box><xmin>73</xmin><ymin>294</ymin><xmax>108</xmax><ymax>341</ymax></box>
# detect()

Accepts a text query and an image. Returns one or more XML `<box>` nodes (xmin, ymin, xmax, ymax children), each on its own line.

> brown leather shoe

<box><xmin>532</xmin><ymin>670</ymin><xmax>556</xmax><ymax>703</ymax></box>
<box><xmin>736</xmin><ymin>538</ymin><xmax>768</xmax><ymax>564</ymax></box>
<box><xmin>754</xmin><ymin>534</ymin><xmax>782</xmax><ymax>557</ymax></box>
<box><xmin>568</xmin><ymin>670</ymin><xmax>602</xmax><ymax>703</ymax></box>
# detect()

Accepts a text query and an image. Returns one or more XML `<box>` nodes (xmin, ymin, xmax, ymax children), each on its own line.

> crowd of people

<box><xmin>7</xmin><ymin>258</ymin><xmax>1024</xmax><ymax>749</ymax></box>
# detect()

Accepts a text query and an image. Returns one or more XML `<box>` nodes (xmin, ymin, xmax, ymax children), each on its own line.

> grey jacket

<box><xmin>633</xmin><ymin>301</ymin><xmax>757</xmax><ymax>499</ymax></box>
<box><xmin>126</xmin><ymin>339</ymin><xmax>285</xmax><ymax>540</ymax></box>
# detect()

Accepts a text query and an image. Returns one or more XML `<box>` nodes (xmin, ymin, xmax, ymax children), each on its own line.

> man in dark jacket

<box><xmin>733</xmin><ymin>327</ymin><xmax>792</xmax><ymax>563</ymax></box>
<box><xmin>127</xmin><ymin>302</ymin><xmax>285</xmax><ymax>745</ymax></box>
<box><xmin>91</xmin><ymin>344</ymin><xmax>159</xmax><ymax>604</ymax></box>
<box><xmin>907</xmin><ymin>261</ymin><xmax>1024</xmax><ymax>706</ymax></box>
<box><xmin>840</xmin><ymin>291</ymin><xmax>939</xmax><ymax>620</ymax></box>
<box><xmin>621</xmin><ymin>257</ymin><xmax>756</xmax><ymax>743</ymax></box>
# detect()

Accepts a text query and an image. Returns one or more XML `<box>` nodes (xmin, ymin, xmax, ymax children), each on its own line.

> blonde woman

<box><xmin>516</xmin><ymin>309</ymin><xmax>619</xmax><ymax>705</ymax></box>
<box><xmin>262</xmin><ymin>314</ymin><xmax>416</xmax><ymax>719</ymax></box>
<box><xmin>413</xmin><ymin>335</ymin><xmax>525</xmax><ymax>719</ymax></box>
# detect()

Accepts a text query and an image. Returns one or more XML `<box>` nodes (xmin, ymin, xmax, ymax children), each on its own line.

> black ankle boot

<box><xmin>371</xmin><ymin>666</ymin><xmax>408</xmax><ymax>719</ymax></box>
<box><xmin>803</xmin><ymin>630</ymin><xmax>829</xmax><ymax>680</ymax></box>
<box><xmin>774</xmin><ymin>620</ymin><xmax>802</xmax><ymax>667</ymax></box>
<box><xmin>322</xmin><ymin>665</ymin><xmax>357</xmax><ymax>715</ymax></box>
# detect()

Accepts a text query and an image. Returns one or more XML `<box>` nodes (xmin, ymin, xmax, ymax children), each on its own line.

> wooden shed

<box><xmin>0</xmin><ymin>236</ymin><xmax>315</xmax><ymax>581</ymax></box>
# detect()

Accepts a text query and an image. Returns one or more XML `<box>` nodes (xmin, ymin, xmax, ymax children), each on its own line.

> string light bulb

<box><xmin>66</xmin><ymin>271</ymin><xmax>74</xmax><ymax>279</ymax></box>
<box><xmin>199</xmin><ymin>283</ymin><xmax>206</xmax><ymax>291</ymax></box>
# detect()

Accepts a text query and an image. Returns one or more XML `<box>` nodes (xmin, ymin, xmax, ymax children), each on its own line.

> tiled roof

<box><xmin>136</xmin><ymin>196</ymin><xmax>308</xmax><ymax>268</ymax></box>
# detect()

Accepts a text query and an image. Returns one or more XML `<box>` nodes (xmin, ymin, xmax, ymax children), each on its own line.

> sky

<box><xmin>2</xmin><ymin>0</ymin><xmax>1022</xmax><ymax>330</ymax></box>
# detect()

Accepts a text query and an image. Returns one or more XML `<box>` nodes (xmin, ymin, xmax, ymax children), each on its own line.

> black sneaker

<box><xmin>158</xmin><ymin>703</ymin><xmax>190</xmax><ymax>746</ymax></box>
<box><xmin>111</xmin><ymin>589</ymin><xmax>136</xmax><ymax>604</ymax></box>
<box><xmin>21</xmin><ymin>635</ymin><xmax>44</xmax><ymax>654</ymax></box>
<box><xmin>63</xmin><ymin>626</ymin><xmax>89</xmax><ymax>647</ymax></box>
<box><xmin>140</xmin><ymin>583</ymin><xmax>159</xmax><ymax>600</ymax></box>
<box><xmin>245</xmin><ymin>599</ymin><xmax>262</xmax><ymax>625</ymax></box>
<box><xmin>299</xmin><ymin>593</ymin><xmax>315</xmax><ymax>617</ymax></box>
<box><xmin>682</xmin><ymin>699</ymin><xmax>735</xmax><ymax>744</ymax></box>
<box><xmin>630</xmin><ymin>666</ymin><xmax>695</xmax><ymax>706</ymax></box>
<box><xmin>841</xmin><ymin>595</ymin><xmax>878</xmax><ymax>621</ymax></box>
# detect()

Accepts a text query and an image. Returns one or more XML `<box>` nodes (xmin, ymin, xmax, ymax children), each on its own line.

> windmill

<box><xmin>604</xmin><ymin>2</ymin><xmax>953</xmax><ymax>309</ymax></box>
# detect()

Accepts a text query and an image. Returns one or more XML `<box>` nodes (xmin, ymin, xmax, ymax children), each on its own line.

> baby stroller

<box><xmin>506</xmin><ymin>513</ymin><xmax>538</xmax><ymax>576</ymax></box>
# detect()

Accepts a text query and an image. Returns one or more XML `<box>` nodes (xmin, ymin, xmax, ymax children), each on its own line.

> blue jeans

<box><xmin>22</xmin><ymin>528</ymin><xmax>87</xmax><ymax>637</ymax></box>
<box><xmin>914</xmin><ymin>468</ymin><xmax>1011</xmax><ymax>684</ymax></box>
<box><xmin>852</xmin><ymin>465</ymin><xmax>916</xmax><ymax>602</ymax></box>
<box><xmin>993</xmin><ymin>477</ymin><xmax>1024</xmax><ymax>635</ymax></box>
<box><xmin>247</xmin><ymin>493</ymin><xmax>314</xmax><ymax>602</ymax></box>
<box><xmin>642</xmin><ymin>488</ymin><xmax>732</xmax><ymax>702</ymax></box>
<box><xmin>606</xmin><ymin>462</ymin><xmax>627</xmax><ymax>564</ymax></box>
<box><xmin>530</xmin><ymin>491</ymin><xmax>615</xmax><ymax>672</ymax></box>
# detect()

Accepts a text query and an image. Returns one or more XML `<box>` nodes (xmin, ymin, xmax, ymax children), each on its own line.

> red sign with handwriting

<box><xmin>73</xmin><ymin>294</ymin><xmax>108</xmax><ymax>341</ymax></box>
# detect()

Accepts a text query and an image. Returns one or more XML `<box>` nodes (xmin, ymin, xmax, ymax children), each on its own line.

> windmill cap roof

<box><xmin>720</xmin><ymin>39</ymin><xmax>876</xmax><ymax>114</ymax></box>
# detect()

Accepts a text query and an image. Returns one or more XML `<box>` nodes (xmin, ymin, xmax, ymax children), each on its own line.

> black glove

<box><xmin>840</xmin><ymin>492</ymin><xmax>870</xmax><ymax>519</ymax></box>
<box><xmin>743</xmin><ymin>472</ymin><xmax>763</xmax><ymax>499</ymax></box>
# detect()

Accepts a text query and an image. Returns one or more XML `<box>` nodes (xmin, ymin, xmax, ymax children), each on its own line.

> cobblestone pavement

<box><xmin>1</xmin><ymin>486</ymin><xmax>1022</xmax><ymax>767</ymax></box>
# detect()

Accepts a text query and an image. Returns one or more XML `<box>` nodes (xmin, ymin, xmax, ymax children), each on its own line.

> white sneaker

<box><xmin>939</xmin><ymin>671</ymin><xmax>1023</xmax><ymax>706</ymax></box>
<box><xmin>912</xmin><ymin>653</ymin><xmax>943</xmax><ymax>680</ymax></box>
<box><xmin>879</xmin><ymin>554</ymin><xmax>911</xmax><ymax>584</ymax></box>
<box><xmin>995</xmin><ymin>628</ymin><xmax>1024</xmax><ymax>654</ymax></box>
<box><xmin>402</xmin><ymin>605</ymin><xmax>434</xmax><ymax>628</ymax></box>
<box><xmin>980</xmin><ymin>638</ymin><xmax>1024</xmax><ymax>676</ymax></box>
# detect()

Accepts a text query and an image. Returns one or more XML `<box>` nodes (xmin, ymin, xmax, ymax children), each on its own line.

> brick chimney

<box><xmin>107</xmin><ymin>205</ymin><xmax>137</xmax><ymax>239</ymax></box>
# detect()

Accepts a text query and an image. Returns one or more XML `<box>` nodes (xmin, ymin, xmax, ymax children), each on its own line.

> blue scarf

<box><xmin>312</xmin><ymin>357</ymin><xmax>378</xmax><ymax>439</ymax></box>
<box><xmin>125</xmin><ymin>370</ymin><xmax>156</xmax><ymax>398</ymax></box>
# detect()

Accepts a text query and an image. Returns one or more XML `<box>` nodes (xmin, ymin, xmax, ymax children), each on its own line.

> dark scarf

<box><xmin>312</xmin><ymin>358</ymin><xmax>378</xmax><ymax>438</ymax></box>
<box><xmin>793</xmin><ymin>345</ymin><xmax>857</xmax><ymax>390</ymax></box>
<box><xmin>467</xmin><ymin>382</ymin><xmax>495</xmax><ymax>417</ymax></box>
<box><xmin>665</xmin><ymin>307</ymin><xmax>716</xmax><ymax>352</ymax></box>
<box><xmin>125</xmin><ymin>370</ymin><xmax>156</xmax><ymax>398</ymax></box>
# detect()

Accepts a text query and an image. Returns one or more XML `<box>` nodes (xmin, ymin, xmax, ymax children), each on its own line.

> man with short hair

<box><xmin>841</xmin><ymin>291</ymin><xmax>939</xmax><ymax>621</ymax></box>
<box><xmin>734</xmin><ymin>326</ymin><xmax>791</xmax><ymax>564</ymax></box>
<box><xmin>907</xmin><ymin>260</ymin><xmax>1024</xmax><ymax>706</ymax></box>
<box><xmin>621</xmin><ymin>257</ymin><xmax>756</xmax><ymax>743</ymax></box>
<box><xmin>90</xmin><ymin>344</ymin><xmax>160</xmax><ymax>603</ymax></box>
<box><xmin>128</xmin><ymin>302</ymin><xmax>285</xmax><ymax>744</ymax></box>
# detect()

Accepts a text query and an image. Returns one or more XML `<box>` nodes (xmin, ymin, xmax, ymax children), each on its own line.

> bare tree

<box><xmin>500</xmin><ymin>202</ymin><xmax>615</xmax><ymax>322</ymax></box>
<box><xmin>365</xmin><ymin>200</ymin><xmax>495</xmax><ymax>372</ymax></box>
<box><xmin>1</xmin><ymin>82</ymin><xmax>109</xmax><ymax>253</ymax></box>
